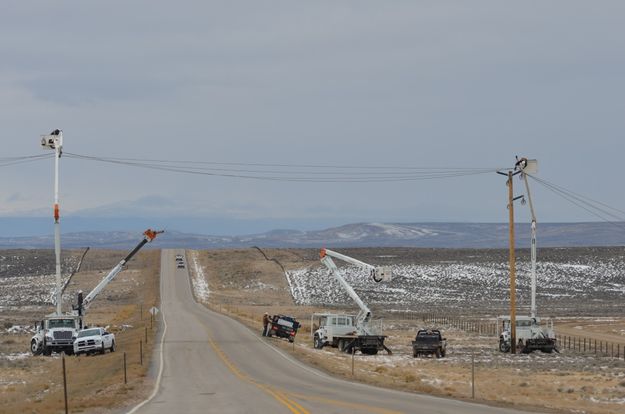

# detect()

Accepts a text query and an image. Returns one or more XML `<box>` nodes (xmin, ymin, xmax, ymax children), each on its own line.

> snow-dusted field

<box><xmin>0</xmin><ymin>251</ymin><xmax>80</xmax><ymax>310</ymax></box>
<box><xmin>286</xmin><ymin>249</ymin><xmax>625</xmax><ymax>315</ymax></box>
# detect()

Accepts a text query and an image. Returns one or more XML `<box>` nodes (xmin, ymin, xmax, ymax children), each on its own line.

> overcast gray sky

<box><xmin>1</xmin><ymin>1</ymin><xmax>624</xmax><ymax>234</ymax></box>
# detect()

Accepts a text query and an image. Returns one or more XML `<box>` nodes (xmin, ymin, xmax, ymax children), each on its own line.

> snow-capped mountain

<box><xmin>1</xmin><ymin>222</ymin><xmax>624</xmax><ymax>249</ymax></box>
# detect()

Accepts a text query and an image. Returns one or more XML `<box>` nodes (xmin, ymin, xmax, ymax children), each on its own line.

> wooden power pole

<box><xmin>498</xmin><ymin>166</ymin><xmax>523</xmax><ymax>354</ymax></box>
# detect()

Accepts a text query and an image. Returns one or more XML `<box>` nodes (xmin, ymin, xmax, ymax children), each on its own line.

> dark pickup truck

<box><xmin>266</xmin><ymin>315</ymin><xmax>300</xmax><ymax>343</ymax></box>
<box><xmin>412</xmin><ymin>329</ymin><xmax>447</xmax><ymax>358</ymax></box>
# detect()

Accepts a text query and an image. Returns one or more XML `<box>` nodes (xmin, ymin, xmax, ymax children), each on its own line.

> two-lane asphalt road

<box><xmin>131</xmin><ymin>250</ymin><xmax>537</xmax><ymax>414</ymax></box>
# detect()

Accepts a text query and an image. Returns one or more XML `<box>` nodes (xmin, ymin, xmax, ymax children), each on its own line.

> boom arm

<box><xmin>516</xmin><ymin>157</ymin><xmax>538</xmax><ymax>318</ymax></box>
<box><xmin>320</xmin><ymin>248</ymin><xmax>392</xmax><ymax>334</ymax></box>
<box><xmin>79</xmin><ymin>229</ymin><xmax>163</xmax><ymax>314</ymax></box>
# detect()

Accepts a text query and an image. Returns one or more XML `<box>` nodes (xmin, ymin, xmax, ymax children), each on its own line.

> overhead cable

<box><xmin>64</xmin><ymin>152</ymin><xmax>501</xmax><ymax>183</ymax></box>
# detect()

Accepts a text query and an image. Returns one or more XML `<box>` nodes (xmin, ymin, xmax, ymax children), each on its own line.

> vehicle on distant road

<box><xmin>73</xmin><ymin>327</ymin><xmax>116</xmax><ymax>355</ymax></box>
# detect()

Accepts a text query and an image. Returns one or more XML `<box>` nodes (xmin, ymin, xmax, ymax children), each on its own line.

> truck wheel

<box><xmin>110</xmin><ymin>340</ymin><xmax>116</xmax><ymax>353</ymax></box>
<box><xmin>499</xmin><ymin>340</ymin><xmax>510</xmax><ymax>353</ymax></box>
<box><xmin>314</xmin><ymin>335</ymin><xmax>324</xmax><ymax>349</ymax></box>
<box><xmin>362</xmin><ymin>348</ymin><xmax>378</xmax><ymax>355</ymax></box>
<box><xmin>100</xmin><ymin>344</ymin><xmax>106</xmax><ymax>355</ymax></box>
<box><xmin>435</xmin><ymin>349</ymin><xmax>442</xmax><ymax>358</ymax></box>
<box><xmin>338</xmin><ymin>339</ymin><xmax>345</xmax><ymax>352</ymax></box>
<box><xmin>31</xmin><ymin>340</ymin><xmax>42</xmax><ymax>356</ymax></box>
<box><xmin>412</xmin><ymin>350</ymin><xmax>417</xmax><ymax>358</ymax></box>
<box><xmin>441</xmin><ymin>349</ymin><xmax>446</xmax><ymax>358</ymax></box>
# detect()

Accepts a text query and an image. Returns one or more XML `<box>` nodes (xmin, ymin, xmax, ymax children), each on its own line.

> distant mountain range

<box><xmin>0</xmin><ymin>222</ymin><xmax>623</xmax><ymax>249</ymax></box>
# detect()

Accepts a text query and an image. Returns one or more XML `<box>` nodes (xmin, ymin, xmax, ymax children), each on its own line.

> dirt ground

<box><xmin>0</xmin><ymin>249</ymin><xmax>161</xmax><ymax>414</ymax></box>
<box><xmin>189</xmin><ymin>247</ymin><xmax>625</xmax><ymax>414</ymax></box>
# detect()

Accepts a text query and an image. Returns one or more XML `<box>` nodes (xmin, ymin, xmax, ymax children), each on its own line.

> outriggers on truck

<box><xmin>312</xmin><ymin>248</ymin><xmax>392</xmax><ymax>355</ymax></box>
<box><xmin>30</xmin><ymin>229</ymin><xmax>163</xmax><ymax>356</ymax></box>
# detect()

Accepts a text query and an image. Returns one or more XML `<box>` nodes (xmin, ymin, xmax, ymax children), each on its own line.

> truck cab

<box><xmin>31</xmin><ymin>314</ymin><xmax>81</xmax><ymax>355</ymax></box>
<box><xmin>312</xmin><ymin>313</ymin><xmax>357</xmax><ymax>348</ymax></box>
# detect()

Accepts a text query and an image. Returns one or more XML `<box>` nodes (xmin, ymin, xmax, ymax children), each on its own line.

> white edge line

<box><xmin>125</xmin><ymin>251</ymin><xmax>168</xmax><ymax>414</ymax></box>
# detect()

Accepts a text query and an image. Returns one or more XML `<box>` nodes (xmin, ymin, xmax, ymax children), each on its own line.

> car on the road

<box><xmin>73</xmin><ymin>327</ymin><xmax>116</xmax><ymax>355</ymax></box>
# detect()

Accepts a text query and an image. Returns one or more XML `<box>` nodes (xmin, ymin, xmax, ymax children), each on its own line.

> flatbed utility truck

<box><xmin>312</xmin><ymin>248</ymin><xmax>392</xmax><ymax>355</ymax></box>
<box><xmin>30</xmin><ymin>229</ymin><xmax>162</xmax><ymax>356</ymax></box>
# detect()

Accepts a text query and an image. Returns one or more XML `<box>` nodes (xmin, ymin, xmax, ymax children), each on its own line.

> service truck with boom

<box><xmin>30</xmin><ymin>229</ymin><xmax>162</xmax><ymax>356</ymax></box>
<box><xmin>312</xmin><ymin>248</ymin><xmax>392</xmax><ymax>355</ymax></box>
<box><xmin>498</xmin><ymin>158</ymin><xmax>557</xmax><ymax>354</ymax></box>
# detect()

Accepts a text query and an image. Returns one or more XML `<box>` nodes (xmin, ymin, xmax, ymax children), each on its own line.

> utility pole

<box><xmin>497</xmin><ymin>166</ymin><xmax>523</xmax><ymax>354</ymax></box>
<box><xmin>41</xmin><ymin>130</ymin><xmax>63</xmax><ymax>315</ymax></box>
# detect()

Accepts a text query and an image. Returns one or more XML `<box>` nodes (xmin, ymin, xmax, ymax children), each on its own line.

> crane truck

<box><xmin>30</xmin><ymin>229</ymin><xmax>163</xmax><ymax>356</ymax></box>
<box><xmin>312</xmin><ymin>248</ymin><xmax>392</xmax><ymax>355</ymax></box>
<box><xmin>498</xmin><ymin>158</ymin><xmax>557</xmax><ymax>354</ymax></box>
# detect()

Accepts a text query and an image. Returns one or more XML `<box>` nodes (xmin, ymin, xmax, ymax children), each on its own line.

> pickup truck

<box><xmin>412</xmin><ymin>329</ymin><xmax>447</xmax><ymax>358</ymax></box>
<box><xmin>73</xmin><ymin>327</ymin><xmax>116</xmax><ymax>355</ymax></box>
<box><xmin>266</xmin><ymin>315</ymin><xmax>300</xmax><ymax>343</ymax></box>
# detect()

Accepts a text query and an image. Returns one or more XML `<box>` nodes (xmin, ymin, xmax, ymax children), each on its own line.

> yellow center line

<box><xmin>286</xmin><ymin>391</ymin><xmax>405</xmax><ymax>414</ymax></box>
<box><xmin>201</xmin><ymin>317</ymin><xmax>401</xmax><ymax>414</ymax></box>
<box><xmin>207</xmin><ymin>336</ymin><xmax>309</xmax><ymax>414</ymax></box>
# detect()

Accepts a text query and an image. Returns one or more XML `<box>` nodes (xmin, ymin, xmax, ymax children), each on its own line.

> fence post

<box><xmin>471</xmin><ymin>351</ymin><xmax>475</xmax><ymax>399</ymax></box>
<box><xmin>145</xmin><ymin>326</ymin><xmax>148</xmax><ymax>344</ymax></box>
<box><xmin>351</xmin><ymin>348</ymin><xmax>355</xmax><ymax>377</ymax></box>
<box><xmin>62</xmin><ymin>354</ymin><xmax>69</xmax><ymax>414</ymax></box>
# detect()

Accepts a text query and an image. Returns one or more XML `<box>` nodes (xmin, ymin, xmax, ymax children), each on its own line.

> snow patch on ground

<box><xmin>190</xmin><ymin>252</ymin><xmax>210</xmax><ymax>302</ymax></box>
<box><xmin>5</xmin><ymin>325</ymin><xmax>35</xmax><ymax>335</ymax></box>
<box><xmin>0</xmin><ymin>352</ymin><xmax>30</xmax><ymax>361</ymax></box>
<box><xmin>244</xmin><ymin>281</ymin><xmax>277</xmax><ymax>290</ymax></box>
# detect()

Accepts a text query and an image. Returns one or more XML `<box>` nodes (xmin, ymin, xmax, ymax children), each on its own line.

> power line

<box><xmin>64</xmin><ymin>152</ymin><xmax>500</xmax><ymax>171</ymax></box>
<box><xmin>64</xmin><ymin>152</ymin><xmax>500</xmax><ymax>183</ymax></box>
<box><xmin>527</xmin><ymin>174</ymin><xmax>625</xmax><ymax>226</ymax></box>
<box><xmin>0</xmin><ymin>154</ymin><xmax>52</xmax><ymax>168</ymax></box>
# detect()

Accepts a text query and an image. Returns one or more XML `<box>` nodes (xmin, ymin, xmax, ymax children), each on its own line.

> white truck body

<box><xmin>312</xmin><ymin>313</ymin><xmax>357</xmax><ymax>345</ymax></box>
<box><xmin>73</xmin><ymin>327</ymin><xmax>116</xmax><ymax>355</ymax></box>
<box><xmin>30</xmin><ymin>314</ymin><xmax>80</xmax><ymax>356</ymax></box>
